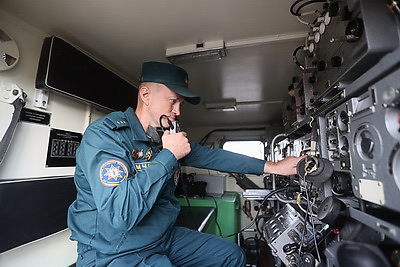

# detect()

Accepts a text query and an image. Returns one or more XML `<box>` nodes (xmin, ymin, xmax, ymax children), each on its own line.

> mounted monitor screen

<box><xmin>36</xmin><ymin>36</ymin><xmax>137</xmax><ymax>111</ymax></box>
<box><xmin>0</xmin><ymin>177</ymin><xmax>76</xmax><ymax>253</ymax></box>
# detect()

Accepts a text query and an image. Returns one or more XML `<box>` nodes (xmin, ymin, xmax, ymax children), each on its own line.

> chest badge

<box><xmin>145</xmin><ymin>149</ymin><xmax>153</xmax><ymax>161</ymax></box>
<box><xmin>132</xmin><ymin>148</ymin><xmax>144</xmax><ymax>160</ymax></box>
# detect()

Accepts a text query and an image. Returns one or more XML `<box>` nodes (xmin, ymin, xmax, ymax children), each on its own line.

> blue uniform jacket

<box><xmin>67</xmin><ymin>107</ymin><xmax>265</xmax><ymax>255</ymax></box>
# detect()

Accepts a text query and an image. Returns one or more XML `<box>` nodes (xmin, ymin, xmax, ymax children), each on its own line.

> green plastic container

<box><xmin>178</xmin><ymin>192</ymin><xmax>241</xmax><ymax>242</ymax></box>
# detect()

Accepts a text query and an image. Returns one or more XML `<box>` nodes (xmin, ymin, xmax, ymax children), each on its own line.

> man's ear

<box><xmin>139</xmin><ymin>85</ymin><xmax>150</xmax><ymax>106</ymax></box>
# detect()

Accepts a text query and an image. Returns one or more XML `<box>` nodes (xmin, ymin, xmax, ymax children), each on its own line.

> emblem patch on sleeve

<box><xmin>99</xmin><ymin>160</ymin><xmax>129</xmax><ymax>187</ymax></box>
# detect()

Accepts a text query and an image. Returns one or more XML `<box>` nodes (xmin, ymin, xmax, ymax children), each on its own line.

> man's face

<box><xmin>149</xmin><ymin>83</ymin><xmax>184</xmax><ymax>128</ymax></box>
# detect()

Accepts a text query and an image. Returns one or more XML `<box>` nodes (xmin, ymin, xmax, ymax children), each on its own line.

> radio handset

<box><xmin>159</xmin><ymin>114</ymin><xmax>180</xmax><ymax>133</ymax></box>
<box><xmin>169</xmin><ymin>120</ymin><xmax>181</xmax><ymax>134</ymax></box>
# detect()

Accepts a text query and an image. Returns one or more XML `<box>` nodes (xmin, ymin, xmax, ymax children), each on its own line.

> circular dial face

<box><xmin>354</xmin><ymin>124</ymin><xmax>382</xmax><ymax>161</ymax></box>
<box><xmin>0</xmin><ymin>29</ymin><xmax>19</xmax><ymax>71</ymax></box>
<box><xmin>392</xmin><ymin>146</ymin><xmax>400</xmax><ymax>191</ymax></box>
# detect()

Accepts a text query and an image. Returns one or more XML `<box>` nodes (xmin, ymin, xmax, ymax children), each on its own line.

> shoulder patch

<box><xmin>103</xmin><ymin>112</ymin><xmax>129</xmax><ymax>130</ymax></box>
<box><xmin>99</xmin><ymin>159</ymin><xmax>129</xmax><ymax>187</ymax></box>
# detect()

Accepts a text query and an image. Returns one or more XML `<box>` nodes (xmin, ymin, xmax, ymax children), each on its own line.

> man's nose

<box><xmin>173</xmin><ymin>104</ymin><xmax>181</xmax><ymax>116</ymax></box>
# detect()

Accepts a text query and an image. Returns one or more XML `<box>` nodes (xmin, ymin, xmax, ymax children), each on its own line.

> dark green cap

<box><xmin>139</xmin><ymin>61</ymin><xmax>201</xmax><ymax>105</ymax></box>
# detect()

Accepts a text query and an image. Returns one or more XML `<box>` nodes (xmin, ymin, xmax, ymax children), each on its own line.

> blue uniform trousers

<box><xmin>77</xmin><ymin>226</ymin><xmax>246</xmax><ymax>267</ymax></box>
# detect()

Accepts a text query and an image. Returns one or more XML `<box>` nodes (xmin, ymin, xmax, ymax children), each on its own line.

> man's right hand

<box><xmin>263</xmin><ymin>155</ymin><xmax>307</xmax><ymax>176</ymax></box>
<box><xmin>161</xmin><ymin>130</ymin><xmax>191</xmax><ymax>160</ymax></box>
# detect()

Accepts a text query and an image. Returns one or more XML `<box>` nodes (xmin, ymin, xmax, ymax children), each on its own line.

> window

<box><xmin>222</xmin><ymin>140</ymin><xmax>265</xmax><ymax>160</ymax></box>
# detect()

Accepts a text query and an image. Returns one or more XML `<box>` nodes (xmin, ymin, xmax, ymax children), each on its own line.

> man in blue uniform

<box><xmin>68</xmin><ymin>61</ymin><xmax>303</xmax><ymax>266</ymax></box>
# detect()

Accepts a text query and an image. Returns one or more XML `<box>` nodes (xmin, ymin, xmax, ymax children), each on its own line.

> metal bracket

<box><xmin>0</xmin><ymin>82</ymin><xmax>26</xmax><ymax>164</ymax></box>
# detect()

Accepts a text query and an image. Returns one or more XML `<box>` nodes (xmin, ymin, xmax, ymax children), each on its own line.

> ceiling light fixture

<box><xmin>205</xmin><ymin>99</ymin><xmax>237</xmax><ymax>112</ymax></box>
<box><xmin>205</xmin><ymin>99</ymin><xmax>283</xmax><ymax>112</ymax></box>
<box><xmin>166</xmin><ymin>40</ymin><xmax>226</xmax><ymax>64</ymax></box>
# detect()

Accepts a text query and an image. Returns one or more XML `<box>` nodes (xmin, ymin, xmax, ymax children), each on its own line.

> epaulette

<box><xmin>103</xmin><ymin>112</ymin><xmax>130</xmax><ymax>130</ymax></box>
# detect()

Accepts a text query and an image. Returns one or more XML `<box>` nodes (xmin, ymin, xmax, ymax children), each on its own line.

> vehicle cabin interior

<box><xmin>0</xmin><ymin>0</ymin><xmax>399</xmax><ymax>266</ymax></box>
